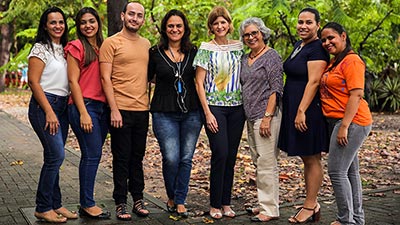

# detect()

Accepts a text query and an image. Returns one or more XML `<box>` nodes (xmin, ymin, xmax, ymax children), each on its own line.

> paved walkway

<box><xmin>0</xmin><ymin>110</ymin><xmax>398</xmax><ymax>225</ymax></box>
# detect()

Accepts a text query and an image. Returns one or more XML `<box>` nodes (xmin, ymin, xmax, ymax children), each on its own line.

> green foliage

<box><xmin>0</xmin><ymin>43</ymin><xmax>31</xmax><ymax>73</ymax></box>
<box><xmin>378</xmin><ymin>76</ymin><xmax>400</xmax><ymax>112</ymax></box>
<box><xmin>1</xmin><ymin>0</ymin><xmax>399</xmax><ymax>112</ymax></box>
<box><xmin>142</xmin><ymin>0</ymin><xmax>224</xmax><ymax>46</ymax></box>
<box><xmin>370</xmin><ymin>75</ymin><xmax>400</xmax><ymax>112</ymax></box>
<box><xmin>369</xmin><ymin>78</ymin><xmax>384</xmax><ymax>110</ymax></box>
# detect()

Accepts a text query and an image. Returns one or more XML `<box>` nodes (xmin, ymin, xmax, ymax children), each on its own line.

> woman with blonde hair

<box><xmin>193</xmin><ymin>6</ymin><xmax>245</xmax><ymax>220</ymax></box>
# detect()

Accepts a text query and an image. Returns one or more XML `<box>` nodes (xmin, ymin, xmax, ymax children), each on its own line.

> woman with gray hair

<box><xmin>239</xmin><ymin>17</ymin><xmax>283</xmax><ymax>222</ymax></box>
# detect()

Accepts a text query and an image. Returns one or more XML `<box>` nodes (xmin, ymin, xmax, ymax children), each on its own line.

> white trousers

<box><xmin>247</xmin><ymin>110</ymin><xmax>281</xmax><ymax>217</ymax></box>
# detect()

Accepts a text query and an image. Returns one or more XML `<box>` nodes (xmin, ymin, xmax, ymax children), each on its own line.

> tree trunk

<box><xmin>0</xmin><ymin>0</ymin><xmax>12</xmax><ymax>92</ymax></box>
<box><xmin>107</xmin><ymin>0</ymin><xmax>127</xmax><ymax>37</ymax></box>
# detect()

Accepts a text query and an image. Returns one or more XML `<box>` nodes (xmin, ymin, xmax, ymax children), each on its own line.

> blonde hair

<box><xmin>207</xmin><ymin>6</ymin><xmax>234</xmax><ymax>35</ymax></box>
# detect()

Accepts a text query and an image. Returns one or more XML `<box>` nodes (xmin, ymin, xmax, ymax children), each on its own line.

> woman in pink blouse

<box><xmin>65</xmin><ymin>7</ymin><xmax>110</xmax><ymax>219</ymax></box>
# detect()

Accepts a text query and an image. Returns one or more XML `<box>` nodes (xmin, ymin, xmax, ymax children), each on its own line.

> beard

<box><xmin>123</xmin><ymin>20</ymin><xmax>140</xmax><ymax>33</ymax></box>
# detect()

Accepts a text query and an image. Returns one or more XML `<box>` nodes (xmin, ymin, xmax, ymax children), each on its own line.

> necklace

<box><xmin>249</xmin><ymin>45</ymin><xmax>266</xmax><ymax>59</ymax></box>
<box><xmin>212</xmin><ymin>39</ymin><xmax>229</xmax><ymax>51</ymax></box>
<box><xmin>158</xmin><ymin>46</ymin><xmax>190</xmax><ymax>113</ymax></box>
<box><xmin>168</xmin><ymin>47</ymin><xmax>182</xmax><ymax>63</ymax></box>
<box><xmin>290</xmin><ymin>44</ymin><xmax>303</xmax><ymax>59</ymax></box>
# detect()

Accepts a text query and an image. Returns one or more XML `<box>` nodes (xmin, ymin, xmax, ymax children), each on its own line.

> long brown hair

<box><xmin>75</xmin><ymin>7</ymin><xmax>104</xmax><ymax>67</ymax></box>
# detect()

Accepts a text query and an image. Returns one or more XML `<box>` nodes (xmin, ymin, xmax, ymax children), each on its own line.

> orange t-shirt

<box><xmin>99</xmin><ymin>32</ymin><xmax>150</xmax><ymax>111</ymax></box>
<box><xmin>320</xmin><ymin>53</ymin><xmax>372</xmax><ymax>126</ymax></box>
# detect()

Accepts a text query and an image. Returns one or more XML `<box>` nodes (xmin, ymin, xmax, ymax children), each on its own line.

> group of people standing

<box><xmin>27</xmin><ymin>2</ymin><xmax>372</xmax><ymax>225</ymax></box>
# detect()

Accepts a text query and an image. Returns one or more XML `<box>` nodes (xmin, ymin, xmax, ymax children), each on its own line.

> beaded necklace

<box><xmin>249</xmin><ymin>45</ymin><xmax>266</xmax><ymax>60</ymax></box>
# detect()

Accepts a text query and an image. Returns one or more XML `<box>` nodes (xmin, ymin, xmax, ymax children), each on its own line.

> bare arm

<box><xmin>336</xmin><ymin>88</ymin><xmax>364</xmax><ymax>146</ymax></box>
<box><xmin>259</xmin><ymin>92</ymin><xmax>277</xmax><ymax>137</ymax></box>
<box><xmin>195</xmin><ymin>67</ymin><xmax>218</xmax><ymax>133</ymax></box>
<box><xmin>100</xmin><ymin>62</ymin><xmax>122</xmax><ymax>128</ymax></box>
<box><xmin>67</xmin><ymin>54</ymin><xmax>93</xmax><ymax>133</ymax></box>
<box><xmin>28</xmin><ymin>57</ymin><xmax>59</xmax><ymax>135</ymax></box>
<box><xmin>295</xmin><ymin>60</ymin><xmax>327</xmax><ymax>132</ymax></box>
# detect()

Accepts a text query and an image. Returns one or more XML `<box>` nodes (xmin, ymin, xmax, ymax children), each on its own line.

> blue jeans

<box><xmin>152</xmin><ymin>111</ymin><xmax>202</xmax><ymax>204</ymax></box>
<box><xmin>28</xmin><ymin>93</ymin><xmax>69</xmax><ymax>213</ymax></box>
<box><xmin>328</xmin><ymin>121</ymin><xmax>371</xmax><ymax>225</ymax></box>
<box><xmin>68</xmin><ymin>99</ymin><xmax>109</xmax><ymax>208</ymax></box>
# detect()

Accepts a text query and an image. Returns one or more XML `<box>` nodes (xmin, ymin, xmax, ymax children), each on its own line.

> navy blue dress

<box><xmin>278</xmin><ymin>39</ymin><xmax>330</xmax><ymax>156</ymax></box>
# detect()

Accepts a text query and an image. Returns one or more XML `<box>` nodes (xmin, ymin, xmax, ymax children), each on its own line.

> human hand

<box><xmin>44</xmin><ymin>111</ymin><xmax>59</xmax><ymax>135</ymax></box>
<box><xmin>336</xmin><ymin>125</ymin><xmax>348</xmax><ymax>146</ymax></box>
<box><xmin>205</xmin><ymin>112</ymin><xmax>218</xmax><ymax>133</ymax></box>
<box><xmin>80</xmin><ymin>113</ymin><xmax>93</xmax><ymax>133</ymax></box>
<box><xmin>294</xmin><ymin>111</ymin><xmax>307</xmax><ymax>132</ymax></box>
<box><xmin>110</xmin><ymin>109</ymin><xmax>123</xmax><ymax>128</ymax></box>
<box><xmin>259</xmin><ymin>117</ymin><xmax>272</xmax><ymax>137</ymax></box>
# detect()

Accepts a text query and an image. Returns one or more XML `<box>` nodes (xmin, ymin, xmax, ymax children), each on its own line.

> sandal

<box><xmin>246</xmin><ymin>207</ymin><xmax>260</xmax><ymax>215</ymax></box>
<box><xmin>34</xmin><ymin>210</ymin><xmax>67</xmax><ymax>223</ymax></box>
<box><xmin>116</xmin><ymin>203</ymin><xmax>131</xmax><ymax>221</ymax></box>
<box><xmin>289</xmin><ymin>203</ymin><xmax>321</xmax><ymax>223</ymax></box>
<box><xmin>54</xmin><ymin>207</ymin><xmax>78</xmax><ymax>219</ymax></box>
<box><xmin>222</xmin><ymin>209</ymin><xmax>236</xmax><ymax>218</ymax></box>
<box><xmin>209</xmin><ymin>208</ymin><xmax>222</xmax><ymax>220</ymax></box>
<box><xmin>133</xmin><ymin>199</ymin><xmax>149</xmax><ymax>217</ymax></box>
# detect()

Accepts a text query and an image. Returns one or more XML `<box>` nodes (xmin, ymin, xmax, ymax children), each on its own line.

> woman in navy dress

<box><xmin>278</xmin><ymin>7</ymin><xmax>329</xmax><ymax>223</ymax></box>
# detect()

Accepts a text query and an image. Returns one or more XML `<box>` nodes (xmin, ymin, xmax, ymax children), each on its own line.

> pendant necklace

<box><xmin>168</xmin><ymin>47</ymin><xmax>183</xmax><ymax>93</ymax></box>
<box><xmin>249</xmin><ymin>45</ymin><xmax>266</xmax><ymax>60</ymax></box>
<box><xmin>290</xmin><ymin>44</ymin><xmax>303</xmax><ymax>59</ymax></box>
<box><xmin>158</xmin><ymin>46</ymin><xmax>190</xmax><ymax>113</ymax></box>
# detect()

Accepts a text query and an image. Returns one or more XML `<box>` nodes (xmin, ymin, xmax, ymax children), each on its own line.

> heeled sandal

<box><xmin>289</xmin><ymin>203</ymin><xmax>320</xmax><ymax>223</ymax></box>
<box><xmin>132</xmin><ymin>199</ymin><xmax>149</xmax><ymax>217</ymax></box>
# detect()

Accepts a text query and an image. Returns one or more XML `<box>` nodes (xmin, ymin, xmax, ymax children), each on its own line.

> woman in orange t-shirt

<box><xmin>320</xmin><ymin>22</ymin><xmax>372</xmax><ymax>225</ymax></box>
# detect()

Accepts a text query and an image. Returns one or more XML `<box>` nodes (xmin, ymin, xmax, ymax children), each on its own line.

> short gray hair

<box><xmin>239</xmin><ymin>17</ymin><xmax>271</xmax><ymax>44</ymax></box>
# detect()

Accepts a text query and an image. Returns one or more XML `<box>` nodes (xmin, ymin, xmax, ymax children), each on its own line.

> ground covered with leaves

<box><xmin>1</xmin><ymin>89</ymin><xmax>399</xmax><ymax>214</ymax></box>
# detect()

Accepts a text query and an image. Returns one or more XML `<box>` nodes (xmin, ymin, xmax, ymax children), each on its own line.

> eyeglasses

<box><xmin>242</xmin><ymin>30</ymin><xmax>259</xmax><ymax>39</ymax></box>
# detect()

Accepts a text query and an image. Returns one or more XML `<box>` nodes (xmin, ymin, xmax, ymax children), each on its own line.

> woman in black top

<box><xmin>148</xmin><ymin>9</ymin><xmax>202</xmax><ymax>218</ymax></box>
<box><xmin>278</xmin><ymin>7</ymin><xmax>329</xmax><ymax>223</ymax></box>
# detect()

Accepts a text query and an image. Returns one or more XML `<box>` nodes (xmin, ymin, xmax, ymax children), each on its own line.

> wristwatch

<box><xmin>264</xmin><ymin>112</ymin><xmax>273</xmax><ymax>118</ymax></box>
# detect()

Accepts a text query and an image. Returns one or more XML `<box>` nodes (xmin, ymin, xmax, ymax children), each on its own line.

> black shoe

<box><xmin>166</xmin><ymin>203</ymin><xmax>176</xmax><ymax>213</ymax></box>
<box><xmin>79</xmin><ymin>207</ymin><xmax>111</xmax><ymax>219</ymax></box>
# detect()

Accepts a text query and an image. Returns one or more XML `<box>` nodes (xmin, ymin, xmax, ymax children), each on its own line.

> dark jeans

<box><xmin>205</xmin><ymin>105</ymin><xmax>245</xmax><ymax>208</ymax></box>
<box><xmin>68</xmin><ymin>100</ymin><xmax>109</xmax><ymax>208</ymax></box>
<box><xmin>28</xmin><ymin>93</ymin><xmax>69</xmax><ymax>213</ymax></box>
<box><xmin>109</xmin><ymin>110</ymin><xmax>149</xmax><ymax>204</ymax></box>
<box><xmin>152</xmin><ymin>111</ymin><xmax>202</xmax><ymax>205</ymax></box>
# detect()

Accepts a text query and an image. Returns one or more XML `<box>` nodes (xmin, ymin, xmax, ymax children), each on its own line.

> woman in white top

<box><xmin>28</xmin><ymin>6</ymin><xmax>76</xmax><ymax>223</ymax></box>
<box><xmin>193</xmin><ymin>6</ymin><xmax>245</xmax><ymax>220</ymax></box>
